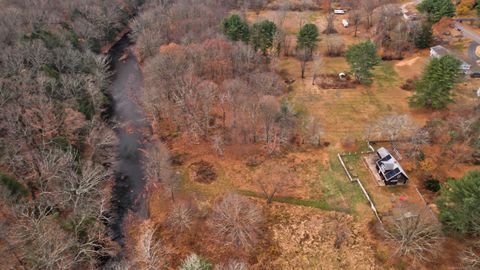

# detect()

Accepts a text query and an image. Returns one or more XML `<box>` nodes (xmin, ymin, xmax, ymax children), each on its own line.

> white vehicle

<box><xmin>334</xmin><ymin>9</ymin><xmax>345</xmax><ymax>14</ymax></box>
<box><xmin>342</xmin><ymin>19</ymin><xmax>349</xmax><ymax>28</ymax></box>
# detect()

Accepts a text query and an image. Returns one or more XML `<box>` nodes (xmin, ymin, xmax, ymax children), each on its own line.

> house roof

<box><xmin>430</xmin><ymin>45</ymin><xmax>472</xmax><ymax>69</ymax></box>
<box><xmin>376</xmin><ymin>147</ymin><xmax>409</xmax><ymax>181</ymax></box>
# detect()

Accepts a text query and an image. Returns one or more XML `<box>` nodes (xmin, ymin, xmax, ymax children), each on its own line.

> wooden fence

<box><xmin>337</xmin><ymin>149</ymin><xmax>382</xmax><ymax>223</ymax></box>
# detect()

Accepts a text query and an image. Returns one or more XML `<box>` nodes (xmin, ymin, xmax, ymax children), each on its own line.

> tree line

<box><xmin>0</xmin><ymin>0</ymin><xmax>147</xmax><ymax>268</ymax></box>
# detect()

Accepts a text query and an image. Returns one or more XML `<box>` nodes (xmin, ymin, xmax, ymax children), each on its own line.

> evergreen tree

<box><xmin>414</xmin><ymin>23</ymin><xmax>433</xmax><ymax>49</ymax></box>
<box><xmin>345</xmin><ymin>40</ymin><xmax>381</xmax><ymax>85</ymax></box>
<box><xmin>250</xmin><ymin>20</ymin><xmax>277</xmax><ymax>56</ymax></box>
<box><xmin>438</xmin><ymin>170</ymin><xmax>480</xmax><ymax>236</ymax></box>
<box><xmin>417</xmin><ymin>0</ymin><xmax>455</xmax><ymax>23</ymax></box>
<box><xmin>221</xmin><ymin>14</ymin><xmax>249</xmax><ymax>42</ymax></box>
<box><xmin>409</xmin><ymin>55</ymin><xmax>461</xmax><ymax>109</ymax></box>
<box><xmin>296</xmin><ymin>23</ymin><xmax>320</xmax><ymax>78</ymax></box>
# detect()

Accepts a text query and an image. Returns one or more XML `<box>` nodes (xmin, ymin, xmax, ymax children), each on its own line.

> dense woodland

<box><xmin>0</xmin><ymin>0</ymin><xmax>479</xmax><ymax>269</ymax></box>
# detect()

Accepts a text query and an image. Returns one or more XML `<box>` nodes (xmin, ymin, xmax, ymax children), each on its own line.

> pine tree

<box><xmin>345</xmin><ymin>41</ymin><xmax>381</xmax><ymax>85</ymax></box>
<box><xmin>250</xmin><ymin>20</ymin><xmax>277</xmax><ymax>56</ymax></box>
<box><xmin>438</xmin><ymin>170</ymin><xmax>480</xmax><ymax>236</ymax></box>
<box><xmin>409</xmin><ymin>55</ymin><xmax>461</xmax><ymax>109</ymax></box>
<box><xmin>414</xmin><ymin>23</ymin><xmax>433</xmax><ymax>49</ymax></box>
<box><xmin>297</xmin><ymin>23</ymin><xmax>320</xmax><ymax>78</ymax></box>
<box><xmin>221</xmin><ymin>14</ymin><xmax>250</xmax><ymax>42</ymax></box>
<box><xmin>417</xmin><ymin>0</ymin><xmax>455</xmax><ymax>23</ymax></box>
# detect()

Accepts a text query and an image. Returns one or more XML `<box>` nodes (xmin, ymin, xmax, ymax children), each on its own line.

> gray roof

<box><xmin>375</xmin><ymin>147</ymin><xmax>409</xmax><ymax>181</ymax></box>
<box><xmin>430</xmin><ymin>45</ymin><xmax>472</xmax><ymax>69</ymax></box>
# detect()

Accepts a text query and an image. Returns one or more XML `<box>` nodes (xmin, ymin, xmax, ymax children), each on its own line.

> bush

<box><xmin>180</xmin><ymin>254</ymin><xmax>212</xmax><ymax>270</ymax></box>
<box><xmin>413</xmin><ymin>23</ymin><xmax>432</xmax><ymax>49</ymax></box>
<box><xmin>0</xmin><ymin>173</ymin><xmax>28</xmax><ymax>199</ymax></box>
<box><xmin>424</xmin><ymin>178</ymin><xmax>441</xmax><ymax>192</ymax></box>
<box><xmin>401</xmin><ymin>78</ymin><xmax>416</xmax><ymax>91</ymax></box>
<box><xmin>438</xmin><ymin>170</ymin><xmax>480</xmax><ymax>235</ymax></box>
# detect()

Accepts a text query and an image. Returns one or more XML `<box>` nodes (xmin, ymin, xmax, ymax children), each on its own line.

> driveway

<box><xmin>468</xmin><ymin>42</ymin><xmax>480</xmax><ymax>63</ymax></box>
<box><xmin>454</xmin><ymin>22</ymin><xmax>480</xmax><ymax>44</ymax></box>
<box><xmin>400</xmin><ymin>0</ymin><xmax>421</xmax><ymax>20</ymax></box>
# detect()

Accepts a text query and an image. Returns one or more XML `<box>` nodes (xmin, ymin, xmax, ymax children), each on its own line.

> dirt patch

<box><xmin>315</xmin><ymin>73</ymin><xmax>357</xmax><ymax>89</ymax></box>
<box><xmin>266</xmin><ymin>204</ymin><xmax>379</xmax><ymax>269</ymax></box>
<box><xmin>395</xmin><ymin>56</ymin><xmax>421</xmax><ymax>67</ymax></box>
<box><xmin>191</xmin><ymin>160</ymin><xmax>217</xmax><ymax>184</ymax></box>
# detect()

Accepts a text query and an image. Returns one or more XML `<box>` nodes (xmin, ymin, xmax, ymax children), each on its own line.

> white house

<box><xmin>430</xmin><ymin>45</ymin><xmax>471</xmax><ymax>73</ymax></box>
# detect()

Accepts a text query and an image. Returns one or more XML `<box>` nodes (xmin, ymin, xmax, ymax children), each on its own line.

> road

<box><xmin>400</xmin><ymin>0</ymin><xmax>421</xmax><ymax>20</ymax></box>
<box><xmin>454</xmin><ymin>22</ymin><xmax>480</xmax><ymax>44</ymax></box>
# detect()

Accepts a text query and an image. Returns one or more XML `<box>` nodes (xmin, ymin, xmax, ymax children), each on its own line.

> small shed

<box><xmin>334</xmin><ymin>9</ymin><xmax>346</xmax><ymax>14</ymax></box>
<box><xmin>342</xmin><ymin>19</ymin><xmax>349</xmax><ymax>28</ymax></box>
<box><xmin>375</xmin><ymin>147</ymin><xmax>409</xmax><ymax>185</ymax></box>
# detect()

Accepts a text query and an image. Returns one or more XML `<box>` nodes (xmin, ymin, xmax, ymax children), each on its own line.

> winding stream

<box><xmin>107</xmin><ymin>35</ymin><xmax>150</xmax><ymax>249</ymax></box>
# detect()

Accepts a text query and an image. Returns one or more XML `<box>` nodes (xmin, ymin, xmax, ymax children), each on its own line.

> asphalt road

<box><xmin>454</xmin><ymin>22</ymin><xmax>480</xmax><ymax>44</ymax></box>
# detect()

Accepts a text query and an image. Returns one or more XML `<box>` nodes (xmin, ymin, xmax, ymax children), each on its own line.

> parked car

<box><xmin>334</xmin><ymin>9</ymin><xmax>345</xmax><ymax>14</ymax></box>
<box><xmin>471</xmin><ymin>72</ymin><xmax>480</xmax><ymax>78</ymax></box>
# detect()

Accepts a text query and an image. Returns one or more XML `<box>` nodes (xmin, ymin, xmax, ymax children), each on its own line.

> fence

<box><xmin>337</xmin><ymin>151</ymin><xmax>382</xmax><ymax>223</ymax></box>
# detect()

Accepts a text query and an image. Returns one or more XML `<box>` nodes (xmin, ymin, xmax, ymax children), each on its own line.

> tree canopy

<box><xmin>221</xmin><ymin>14</ymin><xmax>250</xmax><ymax>42</ymax></box>
<box><xmin>345</xmin><ymin>40</ymin><xmax>381</xmax><ymax>85</ymax></box>
<box><xmin>414</xmin><ymin>23</ymin><xmax>433</xmax><ymax>49</ymax></box>
<box><xmin>417</xmin><ymin>0</ymin><xmax>455</xmax><ymax>23</ymax></box>
<box><xmin>297</xmin><ymin>23</ymin><xmax>320</xmax><ymax>51</ymax></box>
<box><xmin>251</xmin><ymin>20</ymin><xmax>277</xmax><ymax>55</ymax></box>
<box><xmin>296</xmin><ymin>23</ymin><xmax>320</xmax><ymax>78</ymax></box>
<box><xmin>409</xmin><ymin>55</ymin><xmax>461</xmax><ymax>109</ymax></box>
<box><xmin>438</xmin><ymin>170</ymin><xmax>480</xmax><ymax>236</ymax></box>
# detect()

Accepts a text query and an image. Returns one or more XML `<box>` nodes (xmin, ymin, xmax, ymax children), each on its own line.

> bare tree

<box><xmin>143</xmin><ymin>142</ymin><xmax>172</xmax><ymax>184</ymax></box>
<box><xmin>325</xmin><ymin>36</ymin><xmax>345</xmax><ymax>56</ymax></box>
<box><xmin>324</xmin><ymin>14</ymin><xmax>337</xmax><ymax>34</ymax></box>
<box><xmin>135</xmin><ymin>224</ymin><xmax>168</xmax><ymax>270</ymax></box>
<box><xmin>86</xmin><ymin>120</ymin><xmax>119</xmax><ymax>166</ymax></box>
<box><xmin>408</xmin><ymin>128</ymin><xmax>430</xmax><ymax>163</ymax></box>
<box><xmin>247</xmin><ymin>0</ymin><xmax>267</xmax><ymax>17</ymax></box>
<box><xmin>383</xmin><ymin>203</ymin><xmax>442</xmax><ymax>263</ymax></box>
<box><xmin>215</xmin><ymin>260</ymin><xmax>248</xmax><ymax>270</ymax></box>
<box><xmin>254</xmin><ymin>163</ymin><xmax>291</xmax><ymax>203</ymax></box>
<box><xmin>362</xmin><ymin>0</ymin><xmax>379</xmax><ymax>29</ymax></box>
<box><xmin>212</xmin><ymin>134</ymin><xmax>225</xmax><ymax>156</ymax></box>
<box><xmin>209</xmin><ymin>193</ymin><xmax>263</xmax><ymax>249</ymax></box>
<box><xmin>461</xmin><ymin>241</ymin><xmax>480</xmax><ymax>270</ymax></box>
<box><xmin>349</xmin><ymin>10</ymin><xmax>362</xmax><ymax>37</ymax></box>
<box><xmin>373</xmin><ymin>114</ymin><xmax>416</xmax><ymax>150</ymax></box>
<box><xmin>259</xmin><ymin>95</ymin><xmax>280</xmax><ymax>142</ymax></box>
<box><xmin>311</xmin><ymin>54</ymin><xmax>323</xmax><ymax>85</ymax></box>
<box><xmin>166</xmin><ymin>202</ymin><xmax>194</xmax><ymax>232</ymax></box>
<box><xmin>305</xmin><ymin>116</ymin><xmax>324</xmax><ymax>146</ymax></box>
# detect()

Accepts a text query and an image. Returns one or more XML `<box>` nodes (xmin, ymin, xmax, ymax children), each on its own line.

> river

<box><xmin>107</xmin><ymin>34</ymin><xmax>150</xmax><ymax>251</ymax></box>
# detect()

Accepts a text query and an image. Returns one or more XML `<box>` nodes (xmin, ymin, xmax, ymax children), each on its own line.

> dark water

<box><xmin>107</xmin><ymin>35</ymin><xmax>150</xmax><ymax>249</ymax></box>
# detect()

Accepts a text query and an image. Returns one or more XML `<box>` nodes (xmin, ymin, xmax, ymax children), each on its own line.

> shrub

<box><xmin>424</xmin><ymin>178</ymin><xmax>441</xmax><ymax>192</ymax></box>
<box><xmin>180</xmin><ymin>254</ymin><xmax>212</xmax><ymax>270</ymax></box>
<box><xmin>0</xmin><ymin>173</ymin><xmax>28</xmax><ymax>199</ymax></box>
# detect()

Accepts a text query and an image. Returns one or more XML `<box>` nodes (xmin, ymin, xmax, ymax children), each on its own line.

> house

<box><xmin>334</xmin><ymin>9</ymin><xmax>345</xmax><ymax>14</ymax></box>
<box><xmin>429</xmin><ymin>45</ymin><xmax>471</xmax><ymax>73</ymax></box>
<box><xmin>375</xmin><ymin>147</ymin><xmax>409</xmax><ymax>185</ymax></box>
<box><xmin>342</xmin><ymin>19</ymin><xmax>349</xmax><ymax>28</ymax></box>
